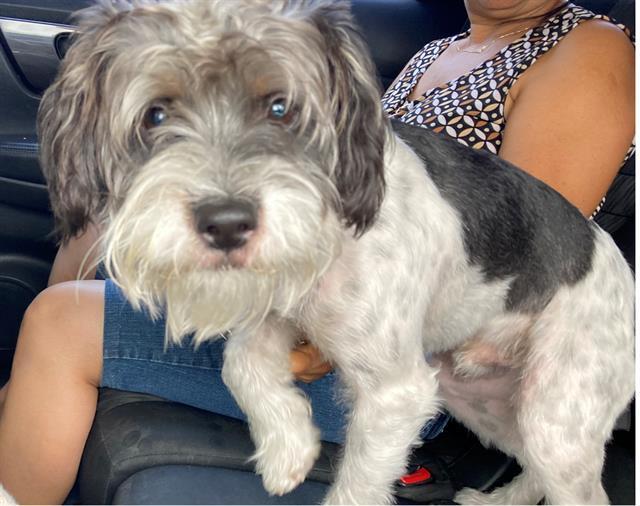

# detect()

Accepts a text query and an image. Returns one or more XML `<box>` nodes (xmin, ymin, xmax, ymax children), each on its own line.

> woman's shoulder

<box><xmin>558</xmin><ymin>3</ymin><xmax>633</xmax><ymax>33</ymax></box>
<box><xmin>550</xmin><ymin>3</ymin><xmax>633</xmax><ymax>55</ymax></box>
<box><xmin>561</xmin><ymin>16</ymin><xmax>633</xmax><ymax>51</ymax></box>
<box><xmin>540</xmin><ymin>16</ymin><xmax>634</xmax><ymax>81</ymax></box>
<box><xmin>515</xmin><ymin>7</ymin><xmax>634</xmax><ymax>98</ymax></box>
<box><xmin>522</xmin><ymin>3</ymin><xmax>633</xmax><ymax>62</ymax></box>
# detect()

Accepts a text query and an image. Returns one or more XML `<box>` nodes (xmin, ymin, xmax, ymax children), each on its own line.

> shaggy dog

<box><xmin>38</xmin><ymin>0</ymin><xmax>634</xmax><ymax>503</ymax></box>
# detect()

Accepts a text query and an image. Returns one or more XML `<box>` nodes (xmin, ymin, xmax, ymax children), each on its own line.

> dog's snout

<box><xmin>194</xmin><ymin>199</ymin><xmax>257</xmax><ymax>251</ymax></box>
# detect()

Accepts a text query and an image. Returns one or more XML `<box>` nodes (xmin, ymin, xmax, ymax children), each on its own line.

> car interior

<box><xmin>0</xmin><ymin>0</ymin><xmax>634</xmax><ymax>503</ymax></box>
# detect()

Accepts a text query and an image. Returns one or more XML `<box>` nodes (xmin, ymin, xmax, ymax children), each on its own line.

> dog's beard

<box><xmin>102</xmin><ymin>160</ymin><xmax>343</xmax><ymax>345</ymax></box>
<box><xmin>106</xmin><ymin>242</ymin><xmax>338</xmax><ymax>346</ymax></box>
<box><xmin>163</xmin><ymin>262</ymin><xmax>321</xmax><ymax>345</ymax></box>
<box><xmin>164</xmin><ymin>269</ymin><xmax>281</xmax><ymax>345</ymax></box>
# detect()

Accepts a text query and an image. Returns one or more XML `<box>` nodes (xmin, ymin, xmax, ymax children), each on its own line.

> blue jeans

<box><xmin>100</xmin><ymin>279</ymin><xmax>449</xmax><ymax>444</ymax></box>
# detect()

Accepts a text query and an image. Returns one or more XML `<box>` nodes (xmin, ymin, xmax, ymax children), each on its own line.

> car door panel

<box><xmin>0</xmin><ymin>17</ymin><xmax>74</xmax><ymax>93</ymax></box>
<box><xmin>0</xmin><ymin>2</ymin><xmax>86</xmax><ymax>382</ymax></box>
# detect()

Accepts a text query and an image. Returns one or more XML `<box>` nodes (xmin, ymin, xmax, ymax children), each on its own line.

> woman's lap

<box><xmin>101</xmin><ymin>279</ymin><xmax>448</xmax><ymax>445</ymax></box>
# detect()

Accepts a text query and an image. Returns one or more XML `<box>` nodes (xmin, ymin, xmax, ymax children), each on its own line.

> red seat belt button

<box><xmin>399</xmin><ymin>466</ymin><xmax>432</xmax><ymax>486</ymax></box>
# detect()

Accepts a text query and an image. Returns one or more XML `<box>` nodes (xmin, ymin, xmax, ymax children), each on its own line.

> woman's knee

<box><xmin>22</xmin><ymin>281</ymin><xmax>104</xmax><ymax>333</ymax></box>
<box><xmin>16</xmin><ymin>280</ymin><xmax>105</xmax><ymax>384</ymax></box>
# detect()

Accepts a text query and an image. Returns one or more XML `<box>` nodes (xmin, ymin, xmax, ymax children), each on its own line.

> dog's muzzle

<box><xmin>194</xmin><ymin>198</ymin><xmax>257</xmax><ymax>251</ymax></box>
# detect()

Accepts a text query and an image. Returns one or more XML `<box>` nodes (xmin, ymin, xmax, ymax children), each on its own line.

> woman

<box><xmin>0</xmin><ymin>0</ymin><xmax>633</xmax><ymax>503</ymax></box>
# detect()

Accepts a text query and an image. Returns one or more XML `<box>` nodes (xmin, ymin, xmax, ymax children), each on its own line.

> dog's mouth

<box><xmin>195</xmin><ymin>247</ymin><xmax>251</xmax><ymax>270</ymax></box>
<box><xmin>194</xmin><ymin>240</ymin><xmax>279</xmax><ymax>275</ymax></box>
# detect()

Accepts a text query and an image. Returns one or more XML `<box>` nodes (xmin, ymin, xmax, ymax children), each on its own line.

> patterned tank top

<box><xmin>381</xmin><ymin>3</ymin><xmax>634</xmax><ymax>218</ymax></box>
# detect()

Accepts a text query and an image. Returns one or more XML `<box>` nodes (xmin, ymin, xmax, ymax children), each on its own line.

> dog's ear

<box><xmin>37</xmin><ymin>2</ymin><xmax>130</xmax><ymax>243</ymax></box>
<box><xmin>309</xmin><ymin>0</ymin><xmax>388</xmax><ymax>236</ymax></box>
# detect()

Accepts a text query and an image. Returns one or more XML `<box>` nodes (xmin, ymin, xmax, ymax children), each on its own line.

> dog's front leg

<box><xmin>222</xmin><ymin>319</ymin><xmax>321</xmax><ymax>496</ymax></box>
<box><xmin>324</xmin><ymin>358</ymin><xmax>440</xmax><ymax>505</ymax></box>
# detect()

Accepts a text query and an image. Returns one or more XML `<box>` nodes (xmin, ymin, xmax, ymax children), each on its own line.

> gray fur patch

<box><xmin>392</xmin><ymin>119</ymin><xmax>595</xmax><ymax>313</ymax></box>
<box><xmin>469</xmin><ymin>398</ymin><xmax>489</xmax><ymax>414</ymax></box>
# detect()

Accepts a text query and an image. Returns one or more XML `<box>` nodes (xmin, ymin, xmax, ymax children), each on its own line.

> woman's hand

<box><xmin>290</xmin><ymin>342</ymin><xmax>333</xmax><ymax>383</ymax></box>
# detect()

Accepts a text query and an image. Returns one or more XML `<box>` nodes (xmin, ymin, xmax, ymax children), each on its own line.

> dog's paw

<box><xmin>454</xmin><ymin>487</ymin><xmax>493</xmax><ymax>505</ymax></box>
<box><xmin>254</xmin><ymin>422</ymin><xmax>321</xmax><ymax>496</ymax></box>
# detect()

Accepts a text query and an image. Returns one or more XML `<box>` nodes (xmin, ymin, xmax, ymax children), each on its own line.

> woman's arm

<box><xmin>48</xmin><ymin>223</ymin><xmax>102</xmax><ymax>286</ymax></box>
<box><xmin>500</xmin><ymin>20</ymin><xmax>634</xmax><ymax>216</ymax></box>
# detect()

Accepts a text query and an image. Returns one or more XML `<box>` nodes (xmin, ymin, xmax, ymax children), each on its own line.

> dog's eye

<box><xmin>268</xmin><ymin>97</ymin><xmax>290</xmax><ymax>122</ymax></box>
<box><xmin>144</xmin><ymin>106</ymin><xmax>168</xmax><ymax>128</ymax></box>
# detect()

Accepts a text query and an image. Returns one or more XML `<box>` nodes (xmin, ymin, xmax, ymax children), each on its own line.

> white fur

<box><xmin>0</xmin><ymin>485</ymin><xmax>16</xmax><ymax>506</ymax></box>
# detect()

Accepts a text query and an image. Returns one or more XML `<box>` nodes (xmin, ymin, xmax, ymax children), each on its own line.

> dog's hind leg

<box><xmin>514</xmin><ymin>355</ymin><xmax>626</xmax><ymax>506</ymax></box>
<box><xmin>517</xmin><ymin>393</ymin><xmax>613</xmax><ymax>505</ymax></box>
<box><xmin>515</xmin><ymin>283</ymin><xmax>633</xmax><ymax>503</ymax></box>
<box><xmin>323</xmin><ymin>358</ymin><xmax>440</xmax><ymax>505</ymax></box>
<box><xmin>458</xmin><ymin>235</ymin><xmax>634</xmax><ymax>505</ymax></box>
<box><xmin>222</xmin><ymin>318</ymin><xmax>321</xmax><ymax>497</ymax></box>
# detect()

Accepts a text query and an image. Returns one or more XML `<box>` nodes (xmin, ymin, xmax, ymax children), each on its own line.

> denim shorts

<box><xmin>100</xmin><ymin>279</ymin><xmax>449</xmax><ymax>444</ymax></box>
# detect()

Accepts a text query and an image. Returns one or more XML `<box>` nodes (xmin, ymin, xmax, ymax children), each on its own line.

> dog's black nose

<box><xmin>194</xmin><ymin>199</ymin><xmax>257</xmax><ymax>251</ymax></box>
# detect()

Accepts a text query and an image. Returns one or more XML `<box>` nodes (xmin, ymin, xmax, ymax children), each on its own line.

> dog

<box><xmin>38</xmin><ymin>0</ymin><xmax>635</xmax><ymax>504</ymax></box>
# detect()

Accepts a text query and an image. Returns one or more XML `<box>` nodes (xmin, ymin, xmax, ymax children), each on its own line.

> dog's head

<box><xmin>38</xmin><ymin>0</ymin><xmax>389</xmax><ymax>340</ymax></box>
